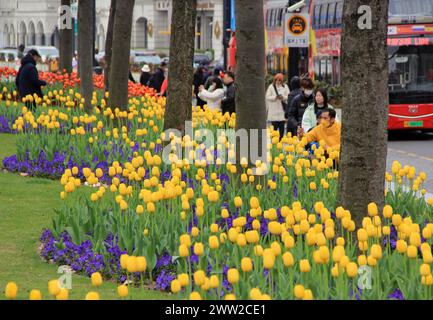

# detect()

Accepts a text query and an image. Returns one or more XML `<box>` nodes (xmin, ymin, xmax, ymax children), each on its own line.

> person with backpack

<box><xmin>266</xmin><ymin>73</ymin><xmax>290</xmax><ymax>139</ymax></box>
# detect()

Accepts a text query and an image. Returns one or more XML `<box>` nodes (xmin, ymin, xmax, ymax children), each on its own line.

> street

<box><xmin>388</xmin><ymin>131</ymin><xmax>433</xmax><ymax>195</ymax></box>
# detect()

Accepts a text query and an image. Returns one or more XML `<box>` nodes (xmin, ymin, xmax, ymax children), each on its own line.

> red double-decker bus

<box><xmin>309</xmin><ymin>0</ymin><xmax>433</xmax><ymax>130</ymax></box>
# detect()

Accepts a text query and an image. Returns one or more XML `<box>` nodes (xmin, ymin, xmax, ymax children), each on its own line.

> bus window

<box><xmin>314</xmin><ymin>57</ymin><xmax>320</xmax><ymax>80</ymax></box>
<box><xmin>389</xmin><ymin>0</ymin><xmax>433</xmax><ymax>17</ymax></box>
<box><xmin>333</xmin><ymin>57</ymin><xmax>341</xmax><ymax>86</ymax></box>
<box><xmin>317</xmin><ymin>5</ymin><xmax>323</xmax><ymax>28</ymax></box>
<box><xmin>270</xmin><ymin>9</ymin><xmax>274</xmax><ymax>27</ymax></box>
<box><xmin>335</xmin><ymin>2</ymin><xmax>343</xmax><ymax>25</ymax></box>
<box><xmin>327</xmin><ymin>57</ymin><xmax>333</xmax><ymax>83</ymax></box>
<box><xmin>313</xmin><ymin>5</ymin><xmax>320</xmax><ymax>28</ymax></box>
<box><xmin>320</xmin><ymin>4</ymin><xmax>328</xmax><ymax>27</ymax></box>
<box><xmin>328</xmin><ymin>2</ymin><xmax>336</xmax><ymax>27</ymax></box>
<box><xmin>271</xmin><ymin>9</ymin><xmax>276</xmax><ymax>27</ymax></box>
<box><xmin>320</xmin><ymin>58</ymin><xmax>325</xmax><ymax>82</ymax></box>
<box><xmin>278</xmin><ymin>8</ymin><xmax>284</xmax><ymax>27</ymax></box>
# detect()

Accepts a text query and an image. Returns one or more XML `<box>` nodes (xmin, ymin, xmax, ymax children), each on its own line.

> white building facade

<box><xmin>0</xmin><ymin>0</ymin><xmax>225</xmax><ymax>61</ymax></box>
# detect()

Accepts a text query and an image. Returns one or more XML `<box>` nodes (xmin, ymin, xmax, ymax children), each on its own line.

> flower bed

<box><xmin>1</xmin><ymin>76</ymin><xmax>433</xmax><ymax>300</ymax></box>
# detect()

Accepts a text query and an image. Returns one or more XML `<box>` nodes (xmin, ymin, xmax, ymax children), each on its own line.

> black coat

<box><xmin>285</xmin><ymin>88</ymin><xmax>302</xmax><ymax>118</ymax></box>
<box><xmin>15</xmin><ymin>54</ymin><xmax>47</xmax><ymax>99</ymax></box>
<box><xmin>221</xmin><ymin>82</ymin><xmax>236</xmax><ymax>115</ymax></box>
<box><xmin>148</xmin><ymin>68</ymin><xmax>165</xmax><ymax>93</ymax></box>
<box><xmin>194</xmin><ymin>71</ymin><xmax>208</xmax><ymax>107</ymax></box>
<box><xmin>140</xmin><ymin>72</ymin><xmax>151</xmax><ymax>86</ymax></box>
<box><xmin>287</xmin><ymin>93</ymin><xmax>314</xmax><ymax>136</ymax></box>
<box><xmin>129</xmin><ymin>71</ymin><xmax>136</xmax><ymax>83</ymax></box>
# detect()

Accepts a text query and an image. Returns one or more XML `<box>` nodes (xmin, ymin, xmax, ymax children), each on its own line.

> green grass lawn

<box><xmin>0</xmin><ymin>133</ymin><xmax>170</xmax><ymax>300</ymax></box>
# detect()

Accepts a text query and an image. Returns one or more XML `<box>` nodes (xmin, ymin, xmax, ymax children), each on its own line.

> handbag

<box><xmin>273</xmin><ymin>84</ymin><xmax>288</xmax><ymax>114</ymax></box>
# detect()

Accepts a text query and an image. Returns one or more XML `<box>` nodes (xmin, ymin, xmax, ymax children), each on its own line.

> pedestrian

<box><xmin>72</xmin><ymin>54</ymin><xmax>78</xmax><ymax>72</ymax></box>
<box><xmin>128</xmin><ymin>70</ymin><xmax>136</xmax><ymax>83</ymax></box>
<box><xmin>17</xmin><ymin>44</ymin><xmax>25</xmax><ymax>59</ymax></box>
<box><xmin>287</xmin><ymin>76</ymin><xmax>315</xmax><ymax>137</ymax></box>
<box><xmin>128</xmin><ymin>56</ymin><xmax>136</xmax><ymax>83</ymax></box>
<box><xmin>148</xmin><ymin>61</ymin><xmax>167</xmax><ymax>93</ymax></box>
<box><xmin>285</xmin><ymin>76</ymin><xmax>302</xmax><ymax>118</ymax></box>
<box><xmin>50</xmin><ymin>57</ymin><xmax>59</xmax><ymax>73</ymax></box>
<box><xmin>15</xmin><ymin>49</ymin><xmax>47</xmax><ymax>110</ymax></box>
<box><xmin>221</xmin><ymin>71</ymin><xmax>236</xmax><ymax>116</ymax></box>
<box><xmin>266</xmin><ymin>73</ymin><xmax>290</xmax><ymax>139</ymax></box>
<box><xmin>204</xmin><ymin>67</ymin><xmax>222</xmax><ymax>89</ymax></box>
<box><xmin>194</xmin><ymin>66</ymin><xmax>208</xmax><ymax>108</ymax></box>
<box><xmin>298</xmin><ymin>108</ymin><xmax>341</xmax><ymax>153</ymax></box>
<box><xmin>160</xmin><ymin>77</ymin><xmax>168</xmax><ymax>97</ymax></box>
<box><xmin>302</xmin><ymin>88</ymin><xmax>334</xmax><ymax>133</ymax></box>
<box><xmin>198</xmin><ymin>77</ymin><xmax>225</xmax><ymax>112</ymax></box>
<box><xmin>140</xmin><ymin>64</ymin><xmax>152</xmax><ymax>86</ymax></box>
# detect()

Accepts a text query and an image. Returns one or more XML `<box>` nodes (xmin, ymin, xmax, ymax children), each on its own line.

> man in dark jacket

<box><xmin>194</xmin><ymin>66</ymin><xmax>208</xmax><ymax>107</ymax></box>
<box><xmin>285</xmin><ymin>76</ymin><xmax>301</xmax><ymax>118</ymax></box>
<box><xmin>221</xmin><ymin>71</ymin><xmax>236</xmax><ymax>115</ymax></box>
<box><xmin>15</xmin><ymin>49</ymin><xmax>47</xmax><ymax>109</ymax></box>
<box><xmin>148</xmin><ymin>61</ymin><xmax>167</xmax><ymax>93</ymax></box>
<box><xmin>287</xmin><ymin>77</ymin><xmax>315</xmax><ymax>137</ymax></box>
<box><xmin>204</xmin><ymin>67</ymin><xmax>223</xmax><ymax>89</ymax></box>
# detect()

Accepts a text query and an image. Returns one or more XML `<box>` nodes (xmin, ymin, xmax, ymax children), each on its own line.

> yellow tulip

<box><xmin>190</xmin><ymin>291</ymin><xmax>202</xmax><ymax>300</ymax></box>
<box><xmin>250</xmin><ymin>288</ymin><xmax>262</xmax><ymax>300</ymax></box>
<box><xmin>241</xmin><ymin>257</ymin><xmax>253</xmax><ymax>272</ymax></box>
<box><xmin>294</xmin><ymin>285</ymin><xmax>305</xmax><ymax>299</ymax></box>
<box><xmin>179</xmin><ymin>244</ymin><xmax>189</xmax><ymax>257</ymax></box>
<box><xmin>171</xmin><ymin>280</ymin><xmax>181</xmax><ymax>293</ymax></box>
<box><xmin>300</xmin><ymin>259</ymin><xmax>311</xmax><ymax>273</ymax></box>
<box><xmin>48</xmin><ymin>279</ymin><xmax>61</xmax><ymax>296</ymax></box>
<box><xmin>91</xmin><ymin>272</ymin><xmax>103</xmax><ymax>287</ymax></box>
<box><xmin>5</xmin><ymin>282</ymin><xmax>18</xmax><ymax>300</ymax></box>
<box><xmin>282</xmin><ymin>251</ymin><xmax>294</xmax><ymax>267</ymax></box>
<box><xmin>85</xmin><ymin>291</ymin><xmax>100</xmax><ymax>300</ymax></box>
<box><xmin>136</xmin><ymin>256</ymin><xmax>147</xmax><ymax>272</ymax></box>
<box><xmin>263</xmin><ymin>252</ymin><xmax>275</xmax><ymax>269</ymax></box>
<box><xmin>56</xmin><ymin>288</ymin><xmax>69</xmax><ymax>300</ymax></box>
<box><xmin>178</xmin><ymin>274</ymin><xmax>189</xmax><ymax>287</ymax></box>
<box><xmin>227</xmin><ymin>268</ymin><xmax>240</xmax><ymax>284</ymax></box>
<box><xmin>194</xmin><ymin>242</ymin><xmax>204</xmax><ymax>256</ymax></box>
<box><xmin>346</xmin><ymin>262</ymin><xmax>358</xmax><ymax>278</ymax></box>
<box><xmin>29</xmin><ymin>289</ymin><xmax>42</xmax><ymax>300</ymax></box>
<box><xmin>194</xmin><ymin>270</ymin><xmax>206</xmax><ymax>286</ymax></box>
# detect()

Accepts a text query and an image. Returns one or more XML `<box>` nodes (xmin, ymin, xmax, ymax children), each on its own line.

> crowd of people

<box><xmin>265</xmin><ymin>73</ymin><xmax>340</xmax><ymax>153</ymax></box>
<box><xmin>14</xmin><ymin>47</ymin><xmax>340</xmax><ymax>155</ymax></box>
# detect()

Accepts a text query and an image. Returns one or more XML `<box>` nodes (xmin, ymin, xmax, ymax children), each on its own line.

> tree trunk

<box><xmin>59</xmin><ymin>0</ymin><xmax>73</xmax><ymax>73</ymax></box>
<box><xmin>163</xmin><ymin>0</ymin><xmax>197</xmax><ymax>133</ymax></box>
<box><xmin>234</xmin><ymin>0</ymin><xmax>267</xmax><ymax>166</ymax></box>
<box><xmin>109</xmin><ymin>0</ymin><xmax>135</xmax><ymax>111</ymax></box>
<box><xmin>337</xmin><ymin>0</ymin><xmax>389</xmax><ymax>228</ymax></box>
<box><xmin>104</xmin><ymin>0</ymin><xmax>116</xmax><ymax>91</ymax></box>
<box><xmin>78</xmin><ymin>0</ymin><xmax>94</xmax><ymax>113</ymax></box>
